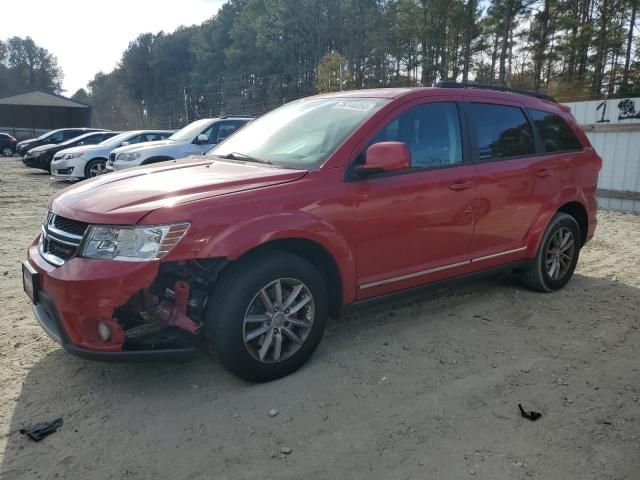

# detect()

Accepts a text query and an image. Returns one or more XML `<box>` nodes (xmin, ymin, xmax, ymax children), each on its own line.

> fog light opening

<box><xmin>97</xmin><ymin>321</ymin><xmax>112</xmax><ymax>342</ymax></box>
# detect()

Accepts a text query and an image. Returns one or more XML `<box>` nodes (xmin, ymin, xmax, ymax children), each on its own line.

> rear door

<box><xmin>464</xmin><ymin>101</ymin><xmax>545</xmax><ymax>260</ymax></box>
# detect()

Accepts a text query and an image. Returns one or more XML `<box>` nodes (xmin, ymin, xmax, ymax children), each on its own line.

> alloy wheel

<box><xmin>88</xmin><ymin>161</ymin><xmax>106</xmax><ymax>177</ymax></box>
<box><xmin>545</xmin><ymin>227</ymin><xmax>575</xmax><ymax>280</ymax></box>
<box><xmin>1</xmin><ymin>147</ymin><xmax>13</xmax><ymax>157</ymax></box>
<box><xmin>242</xmin><ymin>278</ymin><xmax>315</xmax><ymax>363</ymax></box>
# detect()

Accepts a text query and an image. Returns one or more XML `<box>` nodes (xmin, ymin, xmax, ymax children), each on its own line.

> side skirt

<box><xmin>342</xmin><ymin>260</ymin><xmax>529</xmax><ymax>314</ymax></box>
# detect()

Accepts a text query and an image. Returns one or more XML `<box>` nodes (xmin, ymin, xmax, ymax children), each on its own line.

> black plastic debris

<box><xmin>518</xmin><ymin>404</ymin><xmax>542</xmax><ymax>421</ymax></box>
<box><xmin>19</xmin><ymin>418</ymin><xmax>63</xmax><ymax>441</ymax></box>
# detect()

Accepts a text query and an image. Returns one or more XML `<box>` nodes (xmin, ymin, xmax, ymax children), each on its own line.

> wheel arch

<box><xmin>557</xmin><ymin>201</ymin><xmax>588</xmax><ymax>246</ymax></box>
<box><xmin>227</xmin><ymin>238</ymin><xmax>344</xmax><ymax>316</ymax></box>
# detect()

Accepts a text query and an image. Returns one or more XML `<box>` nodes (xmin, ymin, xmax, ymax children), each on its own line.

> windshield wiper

<box><xmin>219</xmin><ymin>152</ymin><xmax>273</xmax><ymax>165</ymax></box>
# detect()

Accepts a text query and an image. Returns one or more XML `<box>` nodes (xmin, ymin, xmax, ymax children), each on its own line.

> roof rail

<box><xmin>434</xmin><ymin>81</ymin><xmax>556</xmax><ymax>103</ymax></box>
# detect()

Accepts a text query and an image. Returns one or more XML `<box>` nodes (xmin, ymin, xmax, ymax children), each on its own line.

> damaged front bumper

<box><xmin>25</xmin><ymin>242</ymin><xmax>218</xmax><ymax>362</ymax></box>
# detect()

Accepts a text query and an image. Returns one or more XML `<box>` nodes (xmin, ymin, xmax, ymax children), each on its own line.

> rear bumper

<box><xmin>26</xmin><ymin>242</ymin><xmax>195</xmax><ymax>362</ymax></box>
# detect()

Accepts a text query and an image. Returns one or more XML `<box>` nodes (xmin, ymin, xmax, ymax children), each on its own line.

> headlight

<box><xmin>64</xmin><ymin>151</ymin><xmax>85</xmax><ymax>159</ymax></box>
<box><xmin>117</xmin><ymin>152</ymin><xmax>141</xmax><ymax>162</ymax></box>
<box><xmin>80</xmin><ymin>223</ymin><xmax>190</xmax><ymax>261</ymax></box>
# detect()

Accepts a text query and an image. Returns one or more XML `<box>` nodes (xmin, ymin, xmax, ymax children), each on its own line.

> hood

<box><xmin>50</xmin><ymin>157</ymin><xmax>308</xmax><ymax>224</ymax></box>
<box><xmin>112</xmin><ymin>139</ymin><xmax>175</xmax><ymax>155</ymax></box>
<box><xmin>28</xmin><ymin>143</ymin><xmax>56</xmax><ymax>153</ymax></box>
<box><xmin>18</xmin><ymin>138</ymin><xmax>38</xmax><ymax>147</ymax></box>
<box><xmin>55</xmin><ymin>144</ymin><xmax>105</xmax><ymax>156</ymax></box>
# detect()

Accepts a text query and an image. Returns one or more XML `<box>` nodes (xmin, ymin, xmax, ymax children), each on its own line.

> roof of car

<box><xmin>315</xmin><ymin>86</ymin><xmax>559</xmax><ymax>109</ymax></box>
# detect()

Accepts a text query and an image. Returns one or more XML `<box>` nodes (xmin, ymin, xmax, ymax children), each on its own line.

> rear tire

<box><xmin>84</xmin><ymin>158</ymin><xmax>107</xmax><ymax>178</ymax></box>
<box><xmin>521</xmin><ymin>212</ymin><xmax>581</xmax><ymax>292</ymax></box>
<box><xmin>1</xmin><ymin>146</ymin><xmax>13</xmax><ymax>157</ymax></box>
<box><xmin>205</xmin><ymin>250</ymin><xmax>328</xmax><ymax>382</ymax></box>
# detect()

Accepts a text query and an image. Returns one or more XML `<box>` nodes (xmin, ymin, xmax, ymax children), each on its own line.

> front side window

<box><xmin>528</xmin><ymin>109</ymin><xmax>582</xmax><ymax>152</ymax></box>
<box><xmin>62</xmin><ymin>130</ymin><xmax>79</xmax><ymax>140</ymax></box>
<box><xmin>370</xmin><ymin>102</ymin><xmax>463</xmax><ymax>168</ymax></box>
<box><xmin>215</xmin><ymin>122</ymin><xmax>243</xmax><ymax>143</ymax></box>
<box><xmin>48</xmin><ymin>131</ymin><xmax>64</xmax><ymax>143</ymax></box>
<box><xmin>210</xmin><ymin>97</ymin><xmax>390</xmax><ymax>169</ymax></box>
<box><xmin>467</xmin><ymin>103</ymin><xmax>534</xmax><ymax>160</ymax></box>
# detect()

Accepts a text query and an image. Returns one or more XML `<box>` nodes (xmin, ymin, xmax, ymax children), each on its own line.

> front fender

<box><xmin>197</xmin><ymin>212</ymin><xmax>357</xmax><ymax>304</ymax></box>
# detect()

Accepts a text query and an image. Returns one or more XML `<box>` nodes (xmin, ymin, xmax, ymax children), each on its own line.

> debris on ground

<box><xmin>280</xmin><ymin>446</ymin><xmax>292</xmax><ymax>455</ymax></box>
<box><xmin>268</xmin><ymin>408</ymin><xmax>279</xmax><ymax>417</ymax></box>
<box><xmin>19</xmin><ymin>418</ymin><xmax>63</xmax><ymax>441</ymax></box>
<box><xmin>518</xmin><ymin>404</ymin><xmax>542</xmax><ymax>421</ymax></box>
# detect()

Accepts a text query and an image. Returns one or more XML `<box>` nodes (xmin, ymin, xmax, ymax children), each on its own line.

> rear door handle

<box><xmin>536</xmin><ymin>169</ymin><xmax>554</xmax><ymax>178</ymax></box>
<box><xmin>449</xmin><ymin>181</ymin><xmax>475</xmax><ymax>191</ymax></box>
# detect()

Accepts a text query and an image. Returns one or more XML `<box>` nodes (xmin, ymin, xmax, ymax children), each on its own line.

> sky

<box><xmin>3</xmin><ymin>0</ymin><xmax>226</xmax><ymax>95</ymax></box>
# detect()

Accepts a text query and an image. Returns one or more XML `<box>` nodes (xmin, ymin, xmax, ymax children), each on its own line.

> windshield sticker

<box><xmin>332</xmin><ymin>101</ymin><xmax>376</xmax><ymax>112</ymax></box>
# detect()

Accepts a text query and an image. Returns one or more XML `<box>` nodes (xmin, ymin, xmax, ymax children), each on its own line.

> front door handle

<box><xmin>449</xmin><ymin>181</ymin><xmax>475</xmax><ymax>191</ymax></box>
<box><xmin>536</xmin><ymin>169</ymin><xmax>554</xmax><ymax>178</ymax></box>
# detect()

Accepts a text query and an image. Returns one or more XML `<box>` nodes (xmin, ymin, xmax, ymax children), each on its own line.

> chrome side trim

<box><xmin>358</xmin><ymin>246</ymin><xmax>529</xmax><ymax>290</ymax></box>
<box><xmin>471</xmin><ymin>246</ymin><xmax>528</xmax><ymax>263</ymax></box>
<box><xmin>360</xmin><ymin>260</ymin><xmax>471</xmax><ymax>289</ymax></box>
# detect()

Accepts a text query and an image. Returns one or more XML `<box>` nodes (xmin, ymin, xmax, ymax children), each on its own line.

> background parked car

<box><xmin>51</xmin><ymin>130</ymin><xmax>174</xmax><ymax>180</ymax></box>
<box><xmin>23</xmin><ymin>131</ymin><xmax>117</xmax><ymax>172</ymax></box>
<box><xmin>0</xmin><ymin>133</ymin><xmax>17</xmax><ymax>157</ymax></box>
<box><xmin>16</xmin><ymin>128</ymin><xmax>107</xmax><ymax>157</ymax></box>
<box><xmin>107</xmin><ymin>116</ymin><xmax>252</xmax><ymax>172</ymax></box>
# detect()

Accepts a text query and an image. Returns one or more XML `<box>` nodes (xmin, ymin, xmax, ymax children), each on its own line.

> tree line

<box><xmin>0</xmin><ymin>37</ymin><xmax>63</xmax><ymax>97</ymax></box>
<box><xmin>5</xmin><ymin>1</ymin><xmax>640</xmax><ymax>130</ymax></box>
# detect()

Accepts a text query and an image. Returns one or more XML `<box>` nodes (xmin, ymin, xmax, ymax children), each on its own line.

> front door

<box><xmin>352</xmin><ymin>101</ymin><xmax>478</xmax><ymax>299</ymax></box>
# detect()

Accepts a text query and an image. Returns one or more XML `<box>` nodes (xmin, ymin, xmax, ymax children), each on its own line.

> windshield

<box><xmin>38</xmin><ymin>130</ymin><xmax>60</xmax><ymax>140</ymax></box>
<box><xmin>168</xmin><ymin>119</ymin><xmax>212</xmax><ymax>142</ymax></box>
<box><xmin>99</xmin><ymin>132</ymin><xmax>133</xmax><ymax>147</ymax></box>
<box><xmin>209</xmin><ymin>97</ymin><xmax>389</xmax><ymax>169</ymax></box>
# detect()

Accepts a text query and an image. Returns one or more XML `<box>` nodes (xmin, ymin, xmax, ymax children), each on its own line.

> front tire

<box><xmin>521</xmin><ymin>212</ymin><xmax>581</xmax><ymax>292</ymax></box>
<box><xmin>1</xmin><ymin>146</ymin><xmax>13</xmax><ymax>157</ymax></box>
<box><xmin>85</xmin><ymin>158</ymin><xmax>107</xmax><ymax>178</ymax></box>
<box><xmin>206</xmin><ymin>251</ymin><xmax>328</xmax><ymax>382</ymax></box>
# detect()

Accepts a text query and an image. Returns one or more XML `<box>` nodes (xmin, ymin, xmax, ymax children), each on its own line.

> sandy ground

<box><xmin>0</xmin><ymin>157</ymin><xmax>639</xmax><ymax>480</ymax></box>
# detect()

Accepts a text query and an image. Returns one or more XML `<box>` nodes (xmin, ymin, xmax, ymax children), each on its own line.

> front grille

<box><xmin>52</xmin><ymin>215</ymin><xmax>88</xmax><ymax>236</ymax></box>
<box><xmin>40</xmin><ymin>213</ymin><xmax>88</xmax><ymax>265</ymax></box>
<box><xmin>55</xmin><ymin>168</ymin><xmax>74</xmax><ymax>175</ymax></box>
<box><xmin>108</xmin><ymin>153</ymin><xmax>116</xmax><ymax>165</ymax></box>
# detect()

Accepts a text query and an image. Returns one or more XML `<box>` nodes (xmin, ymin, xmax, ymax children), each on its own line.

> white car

<box><xmin>51</xmin><ymin>130</ymin><xmax>174</xmax><ymax>180</ymax></box>
<box><xmin>107</xmin><ymin>117</ymin><xmax>252</xmax><ymax>172</ymax></box>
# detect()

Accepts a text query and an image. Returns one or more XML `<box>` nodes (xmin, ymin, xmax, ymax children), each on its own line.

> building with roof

<box><xmin>0</xmin><ymin>90</ymin><xmax>91</xmax><ymax>140</ymax></box>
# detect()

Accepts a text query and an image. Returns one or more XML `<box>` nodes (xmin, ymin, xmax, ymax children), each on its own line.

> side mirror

<box><xmin>77</xmin><ymin>141</ymin><xmax>85</xmax><ymax>146</ymax></box>
<box><xmin>195</xmin><ymin>134</ymin><xmax>209</xmax><ymax>145</ymax></box>
<box><xmin>121</xmin><ymin>141</ymin><xmax>130</xmax><ymax>146</ymax></box>
<box><xmin>356</xmin><ymin>141</ymin><xmax>410</xmax><ymax>176</ymax></box>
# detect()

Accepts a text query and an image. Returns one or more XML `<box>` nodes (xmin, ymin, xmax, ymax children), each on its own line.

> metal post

<box><xmin>339</xmin><ymin>63</ymin><xmax>343</xmax><ymax>91</ymax></box>
<box><xmin>183</xmin><ymin>87</ymin><xmax>189</xmax><ymax>124</ymax></box>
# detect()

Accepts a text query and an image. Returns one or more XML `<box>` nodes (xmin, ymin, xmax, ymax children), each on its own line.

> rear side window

<box><xmin>371</xmin><ymin>102</ymin><xmax>463</xmax><ymax>168</ymax></box>
<box><xmin>528</xmin><ymin>109</ymin><xmax>582</xmax><ymax>152</ymax></box>
<box><xmin>467</xmin><ymin>103</ymin><xmax>534</xmax><ymax>160</ymax></box>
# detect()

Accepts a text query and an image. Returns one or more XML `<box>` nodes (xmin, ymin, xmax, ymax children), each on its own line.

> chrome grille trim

<box><xmin>39</xmin><ymin>213</ymin><xmax>87</xmax><ymax>265</ymax></box>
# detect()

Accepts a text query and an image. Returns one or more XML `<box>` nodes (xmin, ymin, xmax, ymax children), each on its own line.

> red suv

<box><xmin>23</xmin><ymin>84</ymin><xmax>601</xmax><ymax>381</ymax></box>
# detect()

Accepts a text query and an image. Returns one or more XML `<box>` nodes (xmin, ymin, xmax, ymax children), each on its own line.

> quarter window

<box><xmin>371</xmin><ymin>102</ymin><xmax>463</xmax><ymax>168</ymax></box>
<box><xmin>528</xmin><ymin>109</ymin><xmax>582</xmax><ymax>152</ymax></box>
<box><xmin>467</xmin><ymin>103</ymin><xmax>534</xmax><ymax>160</ymax></box>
